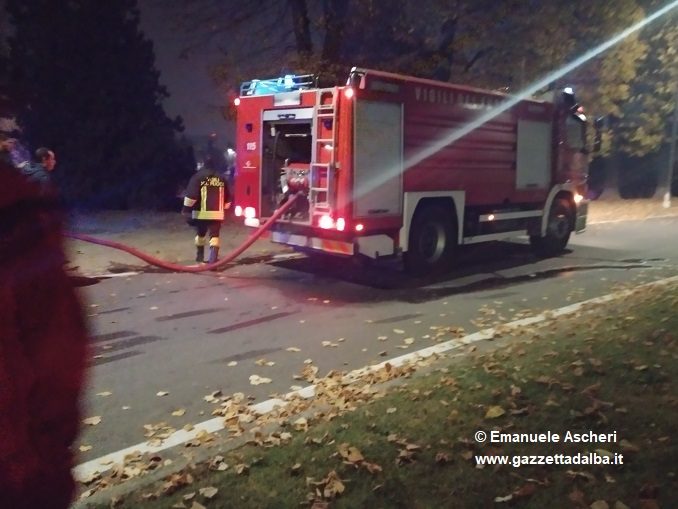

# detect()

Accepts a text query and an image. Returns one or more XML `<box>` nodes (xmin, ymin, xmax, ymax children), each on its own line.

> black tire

<box><xmin>404</xmin><ymin>205</ymin><xmax>456</xmax><ymax>275</ymax></box>
<box><xmin>530</xmin><ymin>198</ymin><xmax>573</xmax><ymax>257</ymax></box>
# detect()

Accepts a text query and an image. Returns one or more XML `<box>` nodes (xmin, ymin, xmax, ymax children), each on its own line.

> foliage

<box><xmin>173</xmin><ymin>0</ymin><xmax>678</xmax><ymax>162</ymax></box>
<box><xmin>616</xmin><ymin>2</ymin><xmax>678</xmax><ymax>157</ymax></box>
<box><xmin>5</xmin><ymin>0</ymin><xmax>194</xmax><ymax>209</ymax></box>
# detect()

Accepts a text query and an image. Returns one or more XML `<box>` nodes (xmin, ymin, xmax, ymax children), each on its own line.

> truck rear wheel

<box><xmin>530</xmin><ymin>198</ymin><xmax>573</xmax><ymax>257</ymax></box>
<box><xmin>404</xmin><ymin>205</ymin><xmax>456</xmax><ymax>275</ymax></box>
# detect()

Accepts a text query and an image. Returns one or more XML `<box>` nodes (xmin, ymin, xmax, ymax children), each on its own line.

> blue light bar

<box><xmin>240</xmin><ymin>73</ymin><xmax>316</xmax><ymax>96</ymax></box>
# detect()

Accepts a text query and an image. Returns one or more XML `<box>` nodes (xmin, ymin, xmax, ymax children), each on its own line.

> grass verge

<box><xmin>89</xmin><ymin>282</ymin><xmax>677</xmax><ymax>509</ymax></box>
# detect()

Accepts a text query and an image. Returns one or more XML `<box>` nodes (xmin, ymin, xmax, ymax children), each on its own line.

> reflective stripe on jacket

<box><xmin>183</xmin><ymin>169</ymin><xmax>230</xmax><ymax>221</ymax></box>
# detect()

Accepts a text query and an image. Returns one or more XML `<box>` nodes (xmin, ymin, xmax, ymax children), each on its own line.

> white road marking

<box><xmin>73</xmin><ymin>274</ymin><xmax>678</xmax><ymax>482</ymax></box>
<box><xmin>589</xmin><ymin>214</ymin><xmax>678</xmax><ymax>225</ymax></box>
<box><xmin>90</xmin><ymin>271</ymin><xmax>140</xmax><ymax>278</ymax></box>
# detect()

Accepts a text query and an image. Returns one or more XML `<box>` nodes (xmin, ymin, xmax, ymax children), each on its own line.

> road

<box><xmin>73</xmin><ymin>216</ymin><xmax>678</xmax><ymax>466</ymax></box>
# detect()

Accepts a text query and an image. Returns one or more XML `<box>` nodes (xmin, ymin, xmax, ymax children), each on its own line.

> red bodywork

<box><xmin>234</xmin><ymin>68</ymin><xmax>588</xmax><ymax>257</ymax></box>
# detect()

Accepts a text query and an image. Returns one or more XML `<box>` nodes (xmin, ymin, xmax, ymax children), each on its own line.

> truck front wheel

<box><xmin>530</xmin><ymin>198</ymin><xmax>573</xmax><ymax>257</ymax></box>
<box><xmin>404</xmin><ymin>205</ymin><xmax>456</xmax><ymax>275</ymax></box>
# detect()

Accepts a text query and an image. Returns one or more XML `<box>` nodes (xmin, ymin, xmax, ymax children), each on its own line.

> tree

<box><xmin>5</xmin><ymin>0</ymin><xmax>194</xmax><ymax>208</ymax></box>
<box><xmin>174</xmin><ymin>0</ymin><xmax>675</xmax><ymax>164</ymax></box>
<box><xmin>617</xmin><ymin>2</ymin><xmax>678</xmax><ymax>157</ymax></box>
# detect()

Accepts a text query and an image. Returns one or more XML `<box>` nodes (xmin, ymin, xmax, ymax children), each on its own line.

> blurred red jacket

<box><xmin>0</xmin><ymin>160</ymin><xmax>89</xmax><ymax>508</ymax></box>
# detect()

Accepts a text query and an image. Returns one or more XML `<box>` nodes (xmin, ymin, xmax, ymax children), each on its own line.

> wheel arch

<box><xmin>400</xmin><ymin>191</ymin><xmax>464</xmax><ymax>252</ymax></box>
<box><xmin>540</xmin><ymin>185</ymin><xmax>576</xmax><ymax>235</ymax></box>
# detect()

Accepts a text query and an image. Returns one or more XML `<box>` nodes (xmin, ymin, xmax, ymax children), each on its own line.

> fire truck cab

<box><xmin>233</xmin><ymin>68</ymin><xmax>589</xmax><ymax>275</ymax></box>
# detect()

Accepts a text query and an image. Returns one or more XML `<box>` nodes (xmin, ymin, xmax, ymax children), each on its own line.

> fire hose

<box><xmin>63</xmin><ymin>194</ymin><xmax>300</xmax><ymax>273</ymax></box>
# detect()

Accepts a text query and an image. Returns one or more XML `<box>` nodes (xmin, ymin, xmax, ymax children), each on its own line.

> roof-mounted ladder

<box><xmin>309</xmin><ymin>88</ymin><xmax>339</xmax><ymax>214</ymax></box>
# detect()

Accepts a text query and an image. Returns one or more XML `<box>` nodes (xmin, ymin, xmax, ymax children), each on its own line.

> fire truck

<box><xmin>233</xmin><ymin>67</ymin><xmax>589</xmax><ymax>275</ymax></box>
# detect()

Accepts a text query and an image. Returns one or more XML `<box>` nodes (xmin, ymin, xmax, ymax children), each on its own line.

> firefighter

<box><xmin>0</xmin><ymin>154</ymin><xmax>88</xmax><ymax>508</ymax></box>
<box><xmin>182</xmin><ymin>155</ymin><xmax>231</xmax><ymax>264</ymax></box>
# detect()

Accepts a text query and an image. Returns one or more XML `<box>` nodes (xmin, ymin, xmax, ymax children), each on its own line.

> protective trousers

<box><xmin>194</xmin><ymin>220</ymin><xmax>221</xmax><ymax>263</ymax></box>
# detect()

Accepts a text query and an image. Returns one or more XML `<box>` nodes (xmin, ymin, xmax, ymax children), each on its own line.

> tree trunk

<box><xmin>288</xmin><ymin>0</ymin><xmax>313</xmax><ymax>60</ymax></box>
<box><xmin>321</xmin><ymin>0</ymin><xmax>349</xmax><ymax>64</ymax></box>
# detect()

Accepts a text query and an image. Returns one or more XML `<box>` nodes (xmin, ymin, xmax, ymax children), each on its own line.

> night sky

<box><xmin>138</xmin><ymin>0</ymin><xmax>234</xmax><ymax>142</ymax></box>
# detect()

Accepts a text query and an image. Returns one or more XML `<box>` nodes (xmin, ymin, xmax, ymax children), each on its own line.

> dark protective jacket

<box><xmin>182</xmin><ymin>167</ymin><xmax>231</xmax><ymax>220</ymax></box>
<box><xmin>0</xmin><ymin>160</ymin><xmax>88</xmax><ymax>508</ymax></box>
<box><xmin>21</xmin><ymin>162</ymin><xmax>52</xmax><ymax>187</ymax></box>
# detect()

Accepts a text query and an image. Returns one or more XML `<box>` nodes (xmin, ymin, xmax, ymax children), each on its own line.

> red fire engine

<box><xmin>233</xmin><ymin>67</ymin><xmax>589</xmax><ymax>274</ymax></box>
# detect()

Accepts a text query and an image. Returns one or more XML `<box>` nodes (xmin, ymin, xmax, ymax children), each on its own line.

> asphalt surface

<box><xmin>73</xmin><ymin>216</ymin><xmax>678</xmax><ymax>464</ymax></box>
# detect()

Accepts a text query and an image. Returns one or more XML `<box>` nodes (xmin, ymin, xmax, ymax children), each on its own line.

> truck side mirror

<box><xmin>593</xmin><ymin>116</ymin><xmax>605</xmax><ymax>153</ymax></box>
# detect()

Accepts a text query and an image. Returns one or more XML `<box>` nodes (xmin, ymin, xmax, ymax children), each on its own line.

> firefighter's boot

<box><xmin>195</xmin><ymin>235</ymin><xmax>207</xmax><ymax>263</ymax></box>
<box><xmin>208</xmin><ymin>247</ymin><xmax>219</xmax><ymax>264</ymax></box>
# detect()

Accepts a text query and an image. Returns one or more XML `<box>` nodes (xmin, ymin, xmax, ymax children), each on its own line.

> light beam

<box><xmin>356</xmin><ymin>0</ymin><xmax>678</xmax><ymax>200</ymax></box>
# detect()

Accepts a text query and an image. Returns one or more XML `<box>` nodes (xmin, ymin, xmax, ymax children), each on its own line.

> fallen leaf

<box><xmin>96</xmin><ymin>391</ymin><xmax>112</xmax><ymax>397</ymax></box>
<box><xmin>494</xmin><ymin>494</ymin><xmax>513</xmax><ymax>503</ymax></box>
<box><xmin>386</xmin><ymin>407</ymin><xmax>397</xmax><ymax>414</ymax></box>
<box><xmin>249</xmin><ymin>375</ymin><xmax>272</xmax><ymax>385</ymax></box>
<box><xmin>82</xmin><ymin>416</ymin><xmax>102</xmax><ymax>426</ymax></box>
<box><xmin>171</xmin><ymin>409</ymin><xmax>186</xmax><ymax>417</ymax></box>
<box><xmin>363</xmin><ymin>461</ymin><xmax>383</xmax><ymax>474</ymax></box>
<box><xmin>79</xmin><ymin>445</ymin><xmax>93</xmax><ymax>452</ymax></box>
<box><xmin>286</xmin><ymin>347</ymin><xmax>301</xmax><ymax>352</ymax></box>
<box><xmin>590</xmin><ymin>501</ymin><xmax>609</xmax><ymax>509</ymax></box>
<box><xmin>294</xmin><ymin>417</ymin><xmax>309</xmax><ymax>431</ymax></box>
<box><xmin>199</xmin><ymin>487</ymin><xmax>218</xmax><ymax>499</ymax></box>
<box><xmin>435</xmin><ymin>452</ymin><xmax>450</xmax><ymax>464</ymax></box>
<box><xmin>513</xmin><ymin>484</ymin><xmax>537</xmax><ymax>498</ymax></box>
<box><xmin>619</xmin><ymin>439</ymin><xmax>639</xmax><ymax>452</ymax></box>
<box><xmin>227</xmin><ymin>361</ymin><xmax>238</xmax><ymax>367</ymax></box>
<box><xmin>338</xmin><ymin>443</ymin><xmax>365</xmax><ymax>463</ymax></box>
<box><xmin>156</xmin><ymin>391</ymin><xmax>169</xmax><ymax>397</ymax></box>
<box><xmin>485</xmin><ymin>406</ymin><xmax>506</xmax><ymax>419</ymax></box>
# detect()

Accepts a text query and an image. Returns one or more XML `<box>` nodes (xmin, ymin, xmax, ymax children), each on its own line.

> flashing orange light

<box><xmin>344</xmin><ymin>87</ymin><xmax>354</xmax><ymax>99</ymax></box>
<box><xmin>318</xmin><ymin>215</ymin><xmax>334</xmax><ymax>229</ymax></box>
<box><xmin>355</xmin><ymin>223</ymin><xmax>364</xmax><ymax>232</ymax></box>
<box><xmin>234</xmin><ymin>205</ymin><xmax>243</xmax><ymax>217</ymax></box>
<box><xmin>336</xmin><ymin>218</ymin><xmax>346</xmax><ymax>231</ymax></box>
<box><xmin>234</xmin><ymin>97</ymin><xmax>241</xmax><ymax>106</ymax></box>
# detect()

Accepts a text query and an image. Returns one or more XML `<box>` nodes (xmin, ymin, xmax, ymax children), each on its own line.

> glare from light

<box><xmin>574</xmin><ymin>193</ymin><xmax>584</xmax><ymax>204</ymax></box>
<box><xmin>319</xmin><ymin>215</ymin><xmax>334</xmax><ymax>229</ymax></box>
<box><xmin>355</xmin><ymin>223</ymin><xmax>364</xmax><ymax>232</ymax></box>
<box><xmin>244</xmin><ymin>206</ymin><xmax>256</xmax><ymax>218</ymax></box>
<box><xmin>234</xmin><ymin>205</ymin><xmax>243</xmax><ymax>217</ymax></box>
<box><xmin>488</xmin><ymin>214</ymin><xmax>495</xmax><ymax>221</ymax></box>
<box><xmin>284</xmin><ymin>74</ymin><xmax>295</xmax><ymax>89</ymax></box>
<box><xmin>336</xmin><ymin>218</ymin><xmax>346</xmax><ymax>231</ymax></box>
<box><xmin>563</xmin><ymin>87</ymin><xmax>574</xmax><ymax>95</ymax></box>
<box><xmin>344</xmin><ymin>87</ymin><xmax>354</xmax><ymax>99</ymax></box>
<box><xmin>353</xmin><ymin>0</ymin><xmax>678</xmax><ymax>202</ymax></box>
<box><xmin>324</xmin><ymin>144</ymin><xmax>334</xmax><ymax>150</ymax></box>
